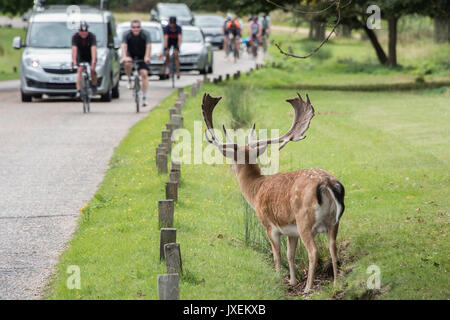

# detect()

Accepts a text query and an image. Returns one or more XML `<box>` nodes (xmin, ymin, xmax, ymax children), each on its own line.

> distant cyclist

<box><xmin>248</xmin><ymin>16</ymin><xmax>261</xmax><ymax>58</ymax></box>
<box><xmin>71</xmin><ymin>21</ymin><xmax>97</xmax><ymax>99</ymax></box>
<box><xmin>222</xmin><ymin>13</ymin><xmax>232</xmax><ymax>55</ymax></box>
<box><xmin>225</xmin><ymin>16</ymin><xmax>241</xmax><ymax>57</ymax></box>
<box><xmin>261</xmin><ymin>14</ymin><xmax>270</xmax><ymax>39</ymax></box>
<box><xmin>121</xmin><ymin>19</ymin><xmax>151</xmax><ymax>106</ymax></box>
<box><xmin>163</xmin><ymin>16</ymin><xmax>182</xmax><ymax>79</ymax></box>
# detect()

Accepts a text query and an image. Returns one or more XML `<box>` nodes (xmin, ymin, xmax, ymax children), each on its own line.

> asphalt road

<box><xmin>0</xmin><ymin>50</ymin><xmax>263</xmax><ymax>299</ymax></box>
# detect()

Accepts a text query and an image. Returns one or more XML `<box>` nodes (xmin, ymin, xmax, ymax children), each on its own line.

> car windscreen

<box><xmin>27</xmin><ymin>22</ymin><xmax>106</xmax><ymax>48</ymax></box>
<box><xmin>182</xmin><ymin>29</ymin><xmax>203</xmax><ymax>43</ymax></box>
<box><xmin>117</xmin><ymin>26</ymin><xmax>163</xmax><ymax>43</ymax></box>
<box><xmin>159</xmin><ymin>5</ymin><xmax>191</xmax><ymax>18</ymax></box>
<box><xmin>195</xmin><ymin>16</ymin><xmax>224</xmax><ymax>28</ymax></box>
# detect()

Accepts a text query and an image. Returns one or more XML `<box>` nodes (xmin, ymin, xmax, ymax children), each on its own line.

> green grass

<box><xmin>46</xmin><ymin>26</ymin><xmax>449</xmax><ymax>300</ymax></box>
<box><xmin>0</xmin><ymin>27</ymin><xmax>26</xmax><ymax>81</ymax></box>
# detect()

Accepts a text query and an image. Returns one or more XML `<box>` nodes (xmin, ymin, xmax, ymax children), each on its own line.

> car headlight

<box><xmin>161</xmin><ymin>19</ymin><xmax>168</xmax><ymax>26</ymax></box>
<box><xmin>24</xmin><ymin>57</ymin><xmax>40</xmax><ymax>68</ymax></box>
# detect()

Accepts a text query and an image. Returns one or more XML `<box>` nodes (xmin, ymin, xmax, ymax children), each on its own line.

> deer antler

<box><xmin>248</xmin><ymin>93</ymin><xmax>315</xmax><ymax>150</ymax></box>
<box><xmin>201</xmin><ymin>93</ymin><xmax>237</xmax><ymax>152</ymax></box>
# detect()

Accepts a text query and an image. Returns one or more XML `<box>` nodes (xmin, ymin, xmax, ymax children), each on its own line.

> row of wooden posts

<box><xmin>156</xmin><ymin>80</ymin><xmax>203</xmax><ymax>300</ymax></box>
<box><xmin>156</xmin><ymin>64</ymin><xmax>263</xmax><ymax>299</ymax></box>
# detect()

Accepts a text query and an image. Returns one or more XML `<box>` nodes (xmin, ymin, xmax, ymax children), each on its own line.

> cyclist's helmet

<box><xmin>79</xmin><ymin>21</ymin><xmax>89</xmax><ymax>31</ymax></box>
<box><xmin>169</xmin><ymin>16</ymin><xmax>177</xmax><ymax>24</ymax></box>
<box><xmin>226</xmin><ymin>13</ymin><xmax>232</xmax><ymax>20</ymax></box>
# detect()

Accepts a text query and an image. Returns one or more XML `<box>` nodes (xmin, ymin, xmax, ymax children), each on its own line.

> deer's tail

<box><xmin>316</xmin><ymin>180</ymin><xmax>345</xmax><ymax>224</ymax></box>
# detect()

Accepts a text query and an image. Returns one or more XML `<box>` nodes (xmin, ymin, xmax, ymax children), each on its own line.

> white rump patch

<box><xmin>270</xmin><ymin>222</ymin><xmax>300</xmax><ymax>237</ymax></box>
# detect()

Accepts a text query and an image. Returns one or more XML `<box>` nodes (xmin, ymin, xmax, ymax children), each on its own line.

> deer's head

<box><xmin>201</xmin><ymin>93</ymin><xmax>315</xmax><ymax>172</ymax></box>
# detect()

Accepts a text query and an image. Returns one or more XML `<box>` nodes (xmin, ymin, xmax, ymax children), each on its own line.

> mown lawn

<box><xmin>0</xmin><ymin>27</ymin><xmax>26</xmax><ymax>81</ymax></box>
<box><xmin>46</xmin><ymin>27</ymin><xmax>449</xmax><ymax>299</ymax></box>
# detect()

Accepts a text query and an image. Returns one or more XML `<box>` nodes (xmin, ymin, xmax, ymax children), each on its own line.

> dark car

<box><xmin>194</xmin><ymin>14</ymin><xmax>225</xmax><ymax>49</ymax></box>
<box><xmin>150</xmin><ymin>3</ymin><xmax>194</xmax><ymax>26</ymax></box>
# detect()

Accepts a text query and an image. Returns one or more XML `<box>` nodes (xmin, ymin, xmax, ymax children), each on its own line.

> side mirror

<box><xmin>13</xmin><ymin>36</ymin><xmax>23</xmax><ymax>49</ymax></box>
<box><xmin>113</xmin><ymin>37</ymin><xmax>121</xmax><ymax>50</ymax></box>
<box><xmin>205</xmin><ymin>36</ymin><xmax>212</xmax><ymax>43</ymax></box>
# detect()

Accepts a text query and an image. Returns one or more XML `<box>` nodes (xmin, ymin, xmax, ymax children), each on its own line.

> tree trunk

<box><xmin>308</xmin><ymin>21</ymin><xmax>314</xmax><ymax>40</ymax></box>
<box><xmin>363</xmin><ymin>26</ymin><xmax>388</xmax><ymax>65</ymax></box>
<box><xmin>342</xmin><ymin>24</ymin><xmax>352</xmax><ymax>38</ymax></box>
<box><xmin>434</xmin><ymin>17</ymin><xmax>450</xmax><ymax>43</ymax></box>
<box><xmin>388</xmin><ymin>16</ymin><xmax>398</xmax><ymax>66</ymax></box>
<box><xmin>316</xmin><ymin>23</ymin><xmax>325</xmax><ymax>41</ymax></box>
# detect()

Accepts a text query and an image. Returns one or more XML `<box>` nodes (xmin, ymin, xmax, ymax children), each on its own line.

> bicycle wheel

<box><xmin>81</xmin><ymin>74</ymin><xmax>88</xmax><ymax>113</ymax></box>
<box><xmin>135</xmin><ymin>74</ymin><xmax>140</xmax><ymax>113</ymax></box>
<box><xmin>171</xmin><ymin>57</ymin><xmax>175</xmax><ymax>88</ymax></box>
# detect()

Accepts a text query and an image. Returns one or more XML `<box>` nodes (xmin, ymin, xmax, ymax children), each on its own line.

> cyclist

<box><xmin>225</xmin><ymin>16</ymin><xmax>241</xmax><ymax>58</ymax></box>
<box><xmin>71</xmin><ymin>21</ymin><xmax>97</xmax><ymax>99</ymax></box>
<box><xmin>121</xmin><ymin>19</ymin><xmax>151</xmax><ymax>107</ymax></box>
<box><xmin>222</xmin><ymin>13</ymin><xmax>232</xmax><ymax>56</ymax></box>
<box><xmin>163</xmin><ymin>16</ymin><xmax>182</xmax><ymax>79</ymax></box>
<box><xmin>260</xmin><ymin>14</ymin><xmax>271</xmax><ymax>51</ymax></box>
<box><xmin>248</xmin><ymin>16</ymin><xmax>261</xmax><ymax>58</ymax></box>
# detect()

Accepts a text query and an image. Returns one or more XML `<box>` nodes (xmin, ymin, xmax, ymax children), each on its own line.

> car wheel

<box><xmin>207</xmin><ymin>62</ymin><xmax>213</xmax><ymax>74</ymax></box>
<box><xmin>200</xmin><ymin>63</ymin><xmax>208</xmax><ymax>75</ymax></box>
<box><xmin>21</xmin><ymin>90</ymin><xmax>32</xmax><ymax>102</ymax></box>
<box><xmin>100</xmin><ymin>86</ymin><xmax>112</xmax><ymax>102</ymax></box>
<box><xmin>159</xmin><ymin>74</ymin><xmax>167</xmax><ymax>80</ymax></box>
<box><xmin>112</xmin><ymin>80</ymin><xmax>120</xmax><ymax>99</ymax></box>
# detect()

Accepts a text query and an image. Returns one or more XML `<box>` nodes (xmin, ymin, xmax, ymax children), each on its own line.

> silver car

<box><xmin>116</xmin><ymin>21</ymin><xmax>166</xmax><ymax>80</ymax></box>
<box><xmin>179</xmin><ymin>26</ymin><xmax>213</xmax><ymax>74</ymax></box>
<box><xmin>194</xmin><ymin>14</ymin><xmax>225</xmax><ymax>49</ymax></box>
<box><xmin>13</xmin><ymin>6</ymin><xmax>121</xmax><ymax>102</ymax></box>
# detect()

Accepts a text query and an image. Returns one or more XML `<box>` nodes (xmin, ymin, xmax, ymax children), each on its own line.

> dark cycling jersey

<box><xmin>71</xmin><ymin>32</ymin><xmax>96</xmax><ymax>63</ymax></box>
<box><xmin>164</xmin><ymin>24</ymin><xmax>182</xmax><ymax>50</ymax></box>
<box><xmin>122</xmin><ymin>29</ymin><xmax>151</xmax><ymax>59</ymax></box>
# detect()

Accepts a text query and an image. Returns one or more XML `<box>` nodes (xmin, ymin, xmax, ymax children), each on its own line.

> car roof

<box><xmin>30</xmin><ymin>6</ymin><xmax>110</xmax><ymax>23</ymax></box>
<box><xmin>181</xmin><ymin>25</ymin><xmax>202</xmax><ymax>31</ymax></box>
<box><xmin>117</xmin><ymin>21</ymin><xmax>162</xmax><ymax>29</ymax></box>
<box><xmin>157</xmin><ymin>3</ymin><xmax>189</xmax><ymax>8</ymax></box>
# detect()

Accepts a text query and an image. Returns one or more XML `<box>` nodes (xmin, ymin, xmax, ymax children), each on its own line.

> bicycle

<box><xmin>124</xmin><ymin>59</ymin><xmax>147</xmax><ymax>113</ymax></box>
<box><xmin>76</xmin><ymin>62</ymin><xmax>93</xmax><ymax>114</ymax></box>
<box><xmin>167</xmin><ymin>47</ymin><xmax>176</xmax><ymax>89</ymax></box>
<box><xmin>250</xmin><ymin>35</ymin><xmax>259</xmax><ymax>59</ymax></box>
<box><xmin>227</xmin><ymin>33</ymin><xmax>239</xmax><ymax>63</ymax></box>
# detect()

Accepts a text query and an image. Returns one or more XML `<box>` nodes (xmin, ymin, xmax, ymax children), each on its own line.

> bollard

<box><xmin>237</xmin><ymin>70</ymin><xmax>240</xmax><ymax>78</ymax></box>
<box><xmin>165</xmin><ymin>181</ymin><xmax>178</xmax><ymax>202</ymax></box>
<box><xmin>164</xmin><ymin>243</ymin><xmax>182</xmax><ymax>274</ymax></box>
<box><xmin>166</xmin><ymin>122</ymin><xmax>177</xmax><ymax>135</ymax></box>
<box><xmin>169</xmin><ymin>170</ymin><xmax>180</xmax><ymax>184</ymax></box>
<box><xmin>169</xmin><ymin>108</ymin><xmax>178</xmax><ymax>117</ymax></box>
<box><xmin>226</xmin><ymin>74</ymin><xmax>230</xmax><ymax>80</ymax></box>
<box><xmin>162</xmin><ymin>130</ymin><xmax>171</xmax><ymax>142</ymax></box>
<box><xmin>203</xmin><ymin>75</ymin><xmax>209</xmax><ymax>83</ymax></box>
<box><xmin>160</xmin><ymin>228</ymin><xmax>176</xmax><ymax>261</ymax></box>
<box><xmin>157</xmin><ymin>152</ymin><xmax>168</xmax><ymax>173</ymax></box>
<box><xmin>190</xmin><ymin>85</ymin><xmax>197</xmax><ymax>97</ymax></box>
<box><xmin>159</xmin><ymin>140</ymin><xmax>171</xmax><ymax>153</ymax></box>
<box><xmin>157</xmin><ymin>274</ymin><xmax>179</xmax><ymax>300</ymax></box>
<box><xmin>177</xmin><ymin>88</ymin><xmax>184</xmax><ymax>97</ymax></box>
<box><xmin>175</xmin><ymin>100</ymin><xmax>183</xmax><ymax>112</ymax></box>
<box><xmin>171</xmin><ymin>161</ymin><xmax>181</xmax><ymax>172</ymax></box>
<box><xmin>218</xmin><ymin>75</ymin><xmax>222</xmax><ymax>82</ymax></box>
<box><xmin>171</xmin><ymin>115</ymin><xmax>183</xmax><ymax>129</ymax></box>
<box><xmin>158</xmin><ymin>199</ymin><xmax>174</xmax><ymax>228</ymax></box>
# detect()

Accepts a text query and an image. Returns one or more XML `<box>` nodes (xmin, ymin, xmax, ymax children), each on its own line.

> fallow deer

<box><xmin>201</xmin><ymin>93</ymin><xmax>345</xmax><ymax>293</ymax></box>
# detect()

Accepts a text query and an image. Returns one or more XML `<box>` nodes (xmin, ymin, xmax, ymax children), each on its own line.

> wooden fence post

<box><xmin>160</xmin><ymin>228</ymin><xmax>176</xmax><ymax>261</ymax></box>
<box><xmin>165</xmin><ymin>181</ymin><xmax>178</xmax><ymax>202</ymax></box>
<box><xmin>158</xmin><ymin>200</ymin><xmax>174</xmax><ymax>228</ymax></box>
<box><xmin>164</xmin><ymin>243</ymin><xmax>182</xmax><ymax>274</ymax></box>
<box><xmin>156</xmin><ymin>152</ymin><xmax>168</xmax><ymax>173</ymax></box>
<box><xmin>157</xmin><ymin>274</ymin><xmax>179</xmax><ymax>300</ymax></box>
<box><xmin>169</xmin><ymin>170</ymin><xmax>180</xmax><ymax>184</ymax></box>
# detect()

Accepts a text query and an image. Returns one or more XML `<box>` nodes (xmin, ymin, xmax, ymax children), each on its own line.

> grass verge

<box><xmin>0</xmin><ymin>27</ymin><xmax>26</xmax><ymax>81</ymax></box>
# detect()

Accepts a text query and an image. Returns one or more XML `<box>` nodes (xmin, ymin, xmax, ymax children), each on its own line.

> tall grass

<box><xmin>224</xmin><ymin>83</ymin><xmax>253</xmax><ymax>129</ymax></box>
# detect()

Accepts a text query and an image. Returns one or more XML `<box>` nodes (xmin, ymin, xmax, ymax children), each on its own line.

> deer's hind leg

<box><xmin>328</xmin><ymin>222</ymin><xmax>339</xmax><ymax>285</ymax></box>
<box><xmin>265</xmin><ymin>226</ymin><xmax>282</xmax><ymax>273</ymax></box>
<box><xmin>287</xmin><ymin>236</ymin><xmax>299</xmax><ymax>286</ymax></box>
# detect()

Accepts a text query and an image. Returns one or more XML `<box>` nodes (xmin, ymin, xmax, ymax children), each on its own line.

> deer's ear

<box><xmin>256</xmin><ymin>143</ymin><xmax>268</xmax><ymax>157</ymax></box>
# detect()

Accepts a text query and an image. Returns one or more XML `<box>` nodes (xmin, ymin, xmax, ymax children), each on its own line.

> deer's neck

<box><xmin>235</xmin><ymin>163</ymin><xmax>265</xmax><ymax>207</ymax></box>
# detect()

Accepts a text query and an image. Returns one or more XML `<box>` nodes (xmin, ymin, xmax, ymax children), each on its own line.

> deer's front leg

<box><xmin>287</xmin><ymin>236</ymin><xmax>299</xmax><ymax>286</ymax></box>
<box><xmin>266</xmin><ymin>227</ymin><xmax>281</xmax><ymax>272</ymax></box>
